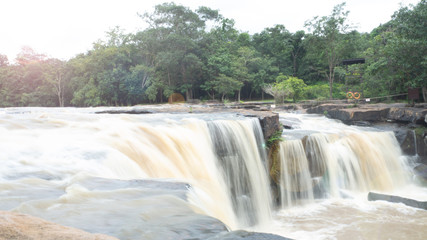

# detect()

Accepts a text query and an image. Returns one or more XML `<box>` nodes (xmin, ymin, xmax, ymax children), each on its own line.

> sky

<box><xmin>0</xmin><ymin>0</ymin><xmax>421</xmax><ymax>62</ymax></box>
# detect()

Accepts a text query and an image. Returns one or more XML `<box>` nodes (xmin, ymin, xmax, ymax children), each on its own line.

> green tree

<box><xmin>285</xmin><ymin>76</ymin><xmax>307</xmax><ymax>102</ymax></box>
<box><xmin>140</xmin><ymin>3</ymin><xmax>219</xmax><ymax>101</ymax></box>
<box><xmin>42</xmin><ymin>59</ymin><xmax>67</xmax><ymax>107</ymax></box>
<box><xmin>305</xmin><ymin>2</ymin><xmax>353</xmax><ymax>99</ymax></box>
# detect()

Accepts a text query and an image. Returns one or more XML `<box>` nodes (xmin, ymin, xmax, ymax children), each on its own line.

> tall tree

<box><xmin>43</xmin><ymin>59</ymin><xmax>67</xmax><ymax>107</ymax></box>
<box><xmin>305</xmin><ymin>2</ymin><xmax>353</xmax><ymax>99</ymax></box>
<box><xmin>140</xmin><ymin>3</ymin><xmax>219</xmax><ymax>100</ymax></box>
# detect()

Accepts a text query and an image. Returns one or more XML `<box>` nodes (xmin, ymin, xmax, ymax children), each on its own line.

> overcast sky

<box><xmin>0</xmin><ymin>0</ymin><xmax>421</xmax><ymax>62</ymax></box>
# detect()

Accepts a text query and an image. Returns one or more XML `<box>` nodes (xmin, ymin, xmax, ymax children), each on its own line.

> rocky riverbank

<box><xmin>305</xmin><ymin>103</ymin><xmax>427</xmax><ymax>125</ymax></box>
<box><xmin>95</xmin><ymin>103</ymin><xmax>282</xmax><ymax>142</ymax></box>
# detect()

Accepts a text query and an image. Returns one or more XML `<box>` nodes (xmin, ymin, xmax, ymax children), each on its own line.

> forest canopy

<box><xmin>0</xmin><ymin>0</ymin><xmax>425</xmax><ymax>107</ymax></box>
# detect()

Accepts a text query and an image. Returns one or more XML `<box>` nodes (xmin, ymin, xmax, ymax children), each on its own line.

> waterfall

<box><xmin>278</xmin><ymin>124</ymin><xmax>410</xmax><ymax>208</ymax></box>
<box><xmin>105</xmin><ymin>117</ymin><xmax>272</xmax><ymax>229</ymax></box>
<box><xmin>207</xmin><ymin>119</ymin><xmax>272</xmax><ymax>228</ymax></box>
<box><xmin>278</xmin><ymin>140</ymin><xmax>314</xmax><ymax>208</ymax></box>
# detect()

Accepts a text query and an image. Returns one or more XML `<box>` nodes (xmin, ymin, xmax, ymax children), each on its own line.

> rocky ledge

<box><xmin>306</xmin><ymin>103</ymin><xmax>427</xmax><ymax>164</ymax></box>
<box><xmin>94</xmin><ymin>103</ymin><xmax>281</xmax><ymax>142</ymax></box>
<box><xmin>368</xmin><ymin>192</ymin><xmax>427</xmax><ymax>210</ymax></box>
<box><xmin>306</xmin><ymin>103</ymin><xmax>427</xmax><ymax>125</ymax></box>
<box><xmin>0</xmin><ymin>211</ymin><xmax>118</xmax><ymax>240</ymax></box>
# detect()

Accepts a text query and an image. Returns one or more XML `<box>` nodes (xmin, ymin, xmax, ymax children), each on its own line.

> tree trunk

<box><xmin>237</xmin><ymin>89</ymin><xmax>241</xmax><ymax>102</ymax></box>
<box><xmin>423</xmin><ymin>87</ymin><xmax>427</xmax><ymax>103</ymax></box>
<box><xmin>328</xmin><ymin>64</ymin><xmax>335</xmax><ymax>100</ymax></box>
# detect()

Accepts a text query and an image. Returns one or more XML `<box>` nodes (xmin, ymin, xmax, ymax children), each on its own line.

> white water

<box><xmin>0</xmin><ymin>107</ymin><xmax>271</xmax><ymax>239</ymax></box>
<box><xmin>1</xmin><ymin>108</ymin><xmax>426</xmax><ymax>239</ymax></box>
<box><xmin>271</xmin><ymin>113</ymin><xmax>427</xmax><ymax>239</ymax></box>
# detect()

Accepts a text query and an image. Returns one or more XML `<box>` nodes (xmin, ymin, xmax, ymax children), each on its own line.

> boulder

<box><xmin>367</xmin><ymin>192</ymin><xmax>427</xmax><ymax>210</ymax></box>
<box><xmin>328</xmin><ymin>108</ymin><xmax>389</xmax><ymax>122</ymax></box>
<box><xmin>0</xmin><ymin>211</ymin><xmax>118</xmax><ymax>240</ymax></box>
<box><xmin>257</xmin><ymin>112</ymin><xmax>281</xmax><ymax>142</ymax></box>
<box><xmin>394</xmin><ymin>129</ymin><xmax>417</xmax><ymax>156</ymax></box>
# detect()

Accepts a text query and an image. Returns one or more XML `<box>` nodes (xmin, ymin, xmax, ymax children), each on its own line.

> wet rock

<box><xmin>414</xmin><ymin>164</ymin><xmax>427</xmax><ymax>182</ymax></box>
<box><xmin>280</xmin><ymin>117</ymin><xmax>301</xmax><ymax>129</ymax></box>
<box><xmin>258</xmin><ymin>112</ymin><xmax>281</xmax><ymax>142</ymax></box>
<box><xmin>394</xmin><ymin>129</ymin><xmax>417</xmax><ymax>156</ymax></box>
<box><xmin>95</xmin><ymin>108</ymin><xmax>152</xmax><ymax>114</ymax></box>
<box><xmin>306</xmin><ymin>103</ymin><xmax>427</xmax><ymax>125</ymax></box>
<box><xmin>208</xmin><ymin>230</ymin><xmax>293</xmax><ymax>240</ymax></box>
<box><xmin>367</xmin><ymin>192</ymin><xmax>427</xmax><ymax>210</ymax></box>
<box><xmin>388</xmin><ymin>107</ymin><xmax>427</xmax><ymax>124</ymax></box>
<box><xmin>329</xmin><ymin>108</ymin><xmax>389</xmax><ymax>122</ymax></box>
<box><xmin>0</xmin><ymin>211</ymin><xmax>118</xmax><ymax>240</ymax></box>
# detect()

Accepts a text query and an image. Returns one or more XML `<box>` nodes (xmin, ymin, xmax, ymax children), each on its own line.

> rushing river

<box><xmin>0</xmin><ymin>107</ymin><xmax>426</xmax><ymax>239</ymax></box>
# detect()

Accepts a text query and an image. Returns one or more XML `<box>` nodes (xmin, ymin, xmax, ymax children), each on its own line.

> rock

<box><xmin>306</xmin><ymin>103</ymin><xmax>427</xmax><ymax>125</ymax></box>
<box><xmin>394</xmin><ymin>129</ymin><xmax>417</xmax><ymax>156</ymax></box>
<box><xmin>95</xmin><ymin>107</ymin><xmax>152</xmax><ymax>114</ymax></box>
<box><xmin>388</xmin><ymin>107</ymin><xmax>427</xmax><ymax>124</ymax></box>
<box><xmin>258</xmin><ymin>112</ymin><xmax>281</xmax><ymax>142</ymax></box>
<box><xmin>329</xmin><ymin>108</ymin><xmax>389</xmax><ymax>122</ymax></box>
<box><xmin>208</xmin><ymin>230</ymin><xmax>293</xmax><ymax>240</ymax></box>
<box><xmin>414</xmin><ymin>164</ymin><xmax>427</xmax><ymax>181</ymax></box>
<box><xmin>0</xmin><ymin>211</ymin><xmax>118</xmax><ymax>240</ymax></box>
<box><xmin>367</xmin><ymin>192</ymin><xmax>427</xmax><ymax>210</ymax></box>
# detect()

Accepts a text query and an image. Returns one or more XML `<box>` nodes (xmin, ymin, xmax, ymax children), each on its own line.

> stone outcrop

<box><xmin>367</xmin><ymin>192</ymin><xmax>427</xmax><ymax>210</ymax></box>
<box><xmin>414</xmin><ymin>163</ymin><xmax>427</xmax><ymax>184</ymax></box>
<box><xmin>94</xmin><ymin>104</ymin><xmax>282</xmax><ymax>143</ymax></box>
<box><xmin>306</xmin><ymin>103</ymin><xmax>427</xmax><ymax>164</ymax></box>
<box><xmin>0</xmin><ymin>211</ymin><xmax>118</xmax><ymax>240</ymax></box>
<box><xmin>306</xmin><ymin>103</ymin><xmax>427</xmax><ymax>125</ymax></box>
<box><xmin>257</xmin><ymin>113</ymin><xmax>280</xmax><ymax>142</ymax></box>
<box><xmin>388</xmin><ymin>107</ymin><xmax>427</xmax><ymax>124</ymax></box>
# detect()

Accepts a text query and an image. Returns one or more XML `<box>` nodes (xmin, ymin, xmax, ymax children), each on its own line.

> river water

<box><xmin>0</xmin><ymin>107</ymin><xmax>426</xmax><ymax>239</ymax></box>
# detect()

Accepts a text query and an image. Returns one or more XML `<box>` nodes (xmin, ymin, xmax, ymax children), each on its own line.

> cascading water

<box><xmin>1</xmin><ymin>108</ymin><xmax>426</xmax><ymax>240</ymax></box>
<box><xmin>270</xmin><ymin>113</ymin><xmax>427</xmax><ymax>240</ymax></box>
<box><xmin>278</xmin><ymin>140</ymin><xmax>314</xmax><ymax>208</ymax></box>
<box><xmin>207</xmin><ymin>119</ymin><xmax>272</xmax><ymax>227</ymax></box>
<box><xmin>0</xmin><ymin>108</ymin><xmax>272</xmax><ymax>239</ymax></box>
<box><xmin>277</xmin><ymin>114</ymin><xmax>411</xmax><ymax>208</ymax></box>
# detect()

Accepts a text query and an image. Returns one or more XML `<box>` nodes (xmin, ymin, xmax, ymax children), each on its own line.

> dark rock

<box><xmin>367</xmin><ymin>192</ymin><xmax>427</xmax><ymax>210</ymax></box>
<box><xmin>307</xmin><ymin>104</ymin><xmax>427</xmax><ymax>125</ymax></box>
<box><xmin>388</xmin><ymin>107</ymin><xmax>427</xmax><ymax>124</ymax></box>
<box><xmin>394</xmin><ymin>130</ymin><xmax>417</xmax><ymax>156</ymax></box>
<box><xmin>186</xmin><ymin>99</ymin><xmax>201</xmax><ymax>104</ymax></box>
<box><xmin>258</xmin><ymin>112</ymin><xmax>281</xmax><ymax>142</ymax></box>
<box><xmin>280</xmin><ymin>117</ymin><xmax>302</xmax><ymax>130</ymax></box>
<box><xmin>95</xmin><ymin>108</ymin><xmax>152</xmax><ymax>114</ymax></box>
<box><xmin>328</xmin><ymin>108</ymin><xmax>389</xmax><ymax>122</ymax></box>
<box><xmin>414</xmin><ymin>164</ymin><xmax>427</xmax><ymax>181</ymax></box>
<box><xmin>352</xmin><ymin>121</ymin><xmax>373</xmax><ymax>127</ymax></box>
<box><xmin>208</xmin><ymin>230</ymin><xmax>293</xmax><ymax>240</ymax></box>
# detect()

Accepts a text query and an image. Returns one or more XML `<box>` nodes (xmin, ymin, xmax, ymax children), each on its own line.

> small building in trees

<box><xmin>342</xmin><ymin>58</ymin><xmax>365</xmax><ymax>95</ymax></box>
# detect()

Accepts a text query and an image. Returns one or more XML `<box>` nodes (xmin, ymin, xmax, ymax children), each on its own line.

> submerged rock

<box><xmin>367</xmin><ymin>192</ymin><xmax>427</xmax><ymax>210</ymax></box>
<box><xmin>0</xmin><ymin>211</ymin><xmax>118</xmax><ymax>240</ymax></box>
<box><xmin>208</xmin><ymin>230</ymin><xmax>293</xmax><ymax>240</ymax></box>
<box><xmin>414</xmin><ymin>164</ymin><xmax>427</xmax><ymax>182</ymax></box>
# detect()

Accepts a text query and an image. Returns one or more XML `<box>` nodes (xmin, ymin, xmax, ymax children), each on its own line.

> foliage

<box><xmin>304</xmin><ymin>2</ymin><xmax>354</xmax><ymax>100</ymax></box>
<box><xmin>0</xmin><ymin>1</ymin><xmax>424</xmax><ymax>107</ymax></box>
<box><xmin>266</xmin><ymin>128</ymin><xmax>284</xmax><ymax>149</ymax></box>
